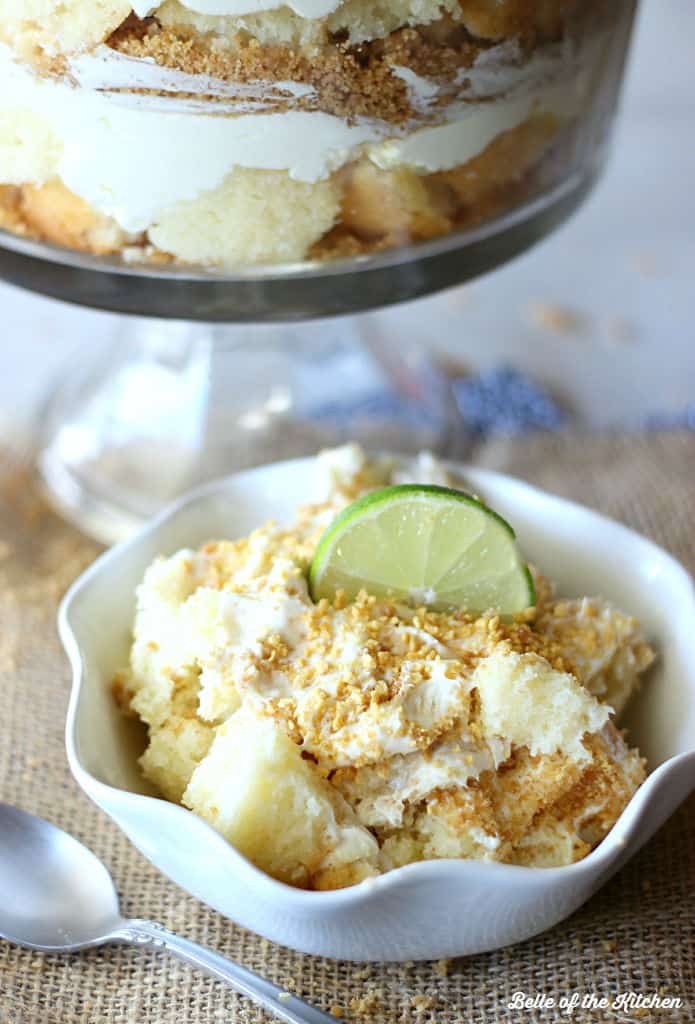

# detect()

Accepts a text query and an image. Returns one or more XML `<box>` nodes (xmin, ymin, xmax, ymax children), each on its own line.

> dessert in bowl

<box><xmin>114</xmin><ymin>447</ymin><xmax>654</xmax><ymax>888</ymax></box>
<box><xmin>61</xmin><ymin>448</ymin><xmax>695</xmax><ymax>960</ymax></box>
<box><xmin>0</xmin><ymin>0</ymin><xmax>636</xmax><ymax>268</ymax></box>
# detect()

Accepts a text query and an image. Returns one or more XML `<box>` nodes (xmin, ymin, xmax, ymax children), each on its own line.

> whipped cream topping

<box><xmin>165</xmin><ymin>565</ymin><xmax>483</xmax><ymax>769</ymax></box>
<box><xmin>334</xmin><ymin>734</ymin><xmax>509</xmax><ymax>829</ymax></box>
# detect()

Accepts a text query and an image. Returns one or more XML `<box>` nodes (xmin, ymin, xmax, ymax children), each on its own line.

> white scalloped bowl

<box><xmin>60</xmin><ymin>456</ymin><xmax>695</xmax><ymax>962</ymax></box>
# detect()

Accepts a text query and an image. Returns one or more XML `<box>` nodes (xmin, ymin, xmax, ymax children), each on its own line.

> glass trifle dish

<box><xmin>0</xmin><ymin>1</ymin><xmax>638</xmax><ymax>545</ymax></box>
<box><xmin>0</xmin><ymin>0</ymin><xmax>635</xmax><ymax>270</ymax></box>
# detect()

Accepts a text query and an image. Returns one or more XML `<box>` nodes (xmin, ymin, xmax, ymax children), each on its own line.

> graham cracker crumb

<box><xmin>348</xmin><ymin>989</ymin><xmax>382</xmax><ymax>1015</ymax></box>
<box><xmin>109</xmin><ymin>16</ymin><xmax>486</xmax><ymax>125</ymax></box>
<box><xmin>527</xmin><ymin>301</ymin><xmax>585</xmax><ymax>335</ymax></box>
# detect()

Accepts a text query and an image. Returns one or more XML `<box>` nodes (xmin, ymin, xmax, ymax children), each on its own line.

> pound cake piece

<box><xmin>18</xmin><ymin>180</ymin><xmax>135</xmax><ymax>255</ymax></box>
<box><xmin>149</xmin><ymin>167</ymin><xmax>341</xmax><ymax>266</ymax></box>
<box><xmin>183</xmin><ymin>707</ymin><xmax>380</xmax><ymax>887</ymax></box>
<box><xmin>0</xmin><ymin>1</ymin><xmax>130</xmax><ymax>62</ymax></box>
<box><xmin>535</xmin><ymin>597</ymin><xmax>656</xmax><ymax>716</ymax></box>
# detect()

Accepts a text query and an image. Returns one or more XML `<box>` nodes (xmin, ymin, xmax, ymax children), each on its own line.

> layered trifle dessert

<box><xmin>114</xmin><ymin>446</ymin><xmax>654</xmax><ymax>889</ymax></box>
<box><xmin>0</xmin><ymin>1</ymin><xmax>633</xmax><ymax>268</ymax></box>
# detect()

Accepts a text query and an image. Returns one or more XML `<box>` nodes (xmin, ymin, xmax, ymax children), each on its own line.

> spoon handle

<box><xmin>115</xmin><ymin>919</ymin><xmax>338</xmax><ymax>1024</ymax></box>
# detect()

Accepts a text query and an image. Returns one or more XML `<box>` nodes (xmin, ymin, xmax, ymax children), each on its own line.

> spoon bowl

<box><xmin>0</xmin><ymin>805</ymin><xmax>121</xmax><ymax>952</ymax></box>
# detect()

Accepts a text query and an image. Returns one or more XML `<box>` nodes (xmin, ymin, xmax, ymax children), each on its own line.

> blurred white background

<box><xmin>1</xmin><ymin>0</ymin><xmax>693</xmax><ymax>433</ymax></box>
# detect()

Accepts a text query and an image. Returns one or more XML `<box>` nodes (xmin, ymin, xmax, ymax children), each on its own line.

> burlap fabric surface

<box><xmin>0</xmin><ymin>432</ymin><xmax>693</xmax><ymax>1024</ymax></box>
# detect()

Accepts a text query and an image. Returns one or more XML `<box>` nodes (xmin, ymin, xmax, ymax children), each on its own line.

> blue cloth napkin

<box><xmin>310</xmin><ymin>365</ymin><xmax>566</xmax><ymax>438</ymax></box>
<box><xmin>451</xmin><ymin>366</ymin><xmax>566</xmax><ymax>436</ymax></box>
<box><xmin>310</xmin><ymin>363</ymin><xmax>691</xmax><ymax>440</ymax></box>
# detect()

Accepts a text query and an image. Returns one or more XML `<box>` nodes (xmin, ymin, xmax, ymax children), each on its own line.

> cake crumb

<box><xmin>410</xmin><ymin>994</ymin><xmax>435</xmax><ymax>1014</ymax></box>
<box><xmin>527</xmin><ymin>301</ymin><xmax>584</xmax><ymax>334</ymax></box>
<box><xmin>349</xmin><ymin>989</ymin><xmax>382</xmax><ymax>1015</ymax></box>
<box><xmin>434</xmin><ymin>958</ymin><xmax>451</xmax><ymax>977</ymax></box>
<box><xmin>329</xmin><ymin>1007</ymin><xmax>344</xmax><ymax>1018</ymax></box>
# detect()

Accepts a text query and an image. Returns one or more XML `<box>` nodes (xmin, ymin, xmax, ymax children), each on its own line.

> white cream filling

<box><xmin>132</xmin><ymin>0</ymin><xmax>343</xmax><ymax>19</ymax></box>
<box><xmin>342</xmin><ymin>738</ymin><xmax>504</xmax><ymax>830</ymax></box>
<box><xmin>390</xmin><ymin>65</ymin><xmax>440</xmax><ymax>115</ymax></box>
<box><xmin>0</xmin><ymin>36</ymin><xmax>597</xmax><ymax>234</ymax></box>
<box><xmin>72</xmin><ymin>36</ymin><xmax>579</xmax><ymax>109</ymax></box>
<box><xmin>71</xmin><ymin>45</ymin><xmax>317</xmax><ymax>105</ymax></box>
<box><xmin>372</xmin><ymin>79</ymin><xmax>580</xmax><ymax>173</ymax></box>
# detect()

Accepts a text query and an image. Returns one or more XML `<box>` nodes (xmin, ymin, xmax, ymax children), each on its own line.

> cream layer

<box><xmin>133</xmin><ymin>0</ymin><xmax>342</xmax><ymax>19</ymax></box>
<box><xmin>0</xmin><ymin>37</ymin><xmax>601</xmax><ymax>234</ymax></box>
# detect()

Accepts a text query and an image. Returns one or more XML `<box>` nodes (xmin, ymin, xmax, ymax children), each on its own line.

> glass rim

<box><xmin>0</xmin><ymin>168</ymin><xmax>591</xmax><ymax>286</ymax></box>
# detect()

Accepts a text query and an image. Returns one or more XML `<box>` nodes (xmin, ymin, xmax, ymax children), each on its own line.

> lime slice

<box><xmin>308</xmin><ymin>484</ymin><xmax>535</xmax><ymax>615</ymax></box>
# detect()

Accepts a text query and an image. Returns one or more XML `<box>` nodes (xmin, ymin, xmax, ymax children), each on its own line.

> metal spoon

<box><xmin>0</xmin><ymin>804</ymin><xmax>337</xmax><ymax>1024</ymax></box>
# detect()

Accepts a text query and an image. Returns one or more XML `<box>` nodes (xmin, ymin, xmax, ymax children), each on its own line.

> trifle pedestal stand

<box><xmin>0</xmin><ymin>168</ymin><xmax>598</xmax><ymax>544</ymax></box>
